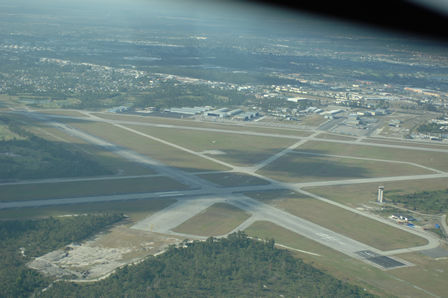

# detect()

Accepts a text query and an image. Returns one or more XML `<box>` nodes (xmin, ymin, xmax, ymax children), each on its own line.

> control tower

<box><xmin>377</xmin><ymin>186</ymin><xmax>384</xmax><ymax>203</ymax></box>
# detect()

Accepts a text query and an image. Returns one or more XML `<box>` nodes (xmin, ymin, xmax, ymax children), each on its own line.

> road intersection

<box><xmin>2</xmin><ymin>110</ymin><xmax>447</xmax><ymax>271</ymax></box>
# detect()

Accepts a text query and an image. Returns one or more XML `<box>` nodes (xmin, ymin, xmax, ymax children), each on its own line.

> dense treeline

<box><xmin>133</xmin><ymin>81</ymin><xmax>253</xmax><ymax>109</ymax></box>
<box><xmin>0</xmin><ymin>118</ymin><xmax>112</xmax><ymax>180</ymax></box>
<box><xmin>0</xmin><ymin>213</ymin><xmax>124</xmax><ymax>297</ymax></box>
<box><xmin>387</xmin><ymin>189</ymin><xmax>448</xmax><ymax>213</ymax></box>
<box><xmin>417</xmin><ymin>122</ymin><xmax>444</xmax><ymax>134</ymax></box>
<box><xmin>42</xmin><ymin>232</ymin><xmax>374</xmax><ymax>297</ymax></box>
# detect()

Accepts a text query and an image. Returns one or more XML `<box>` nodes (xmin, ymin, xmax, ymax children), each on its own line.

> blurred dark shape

<box><xmin>239</xmin><ymin>0</ymin><xmax>448</xmax><ymax>42</ymax></box>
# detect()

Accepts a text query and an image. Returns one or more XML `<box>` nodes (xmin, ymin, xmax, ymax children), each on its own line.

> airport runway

<box><xmin>3</xmin><ymin>110</ymin><xmax>445</xmax><ymax>270</ymax></box>
<box><xmin>38</xmin><ymin>111</ymin><xmax>448</xmax><ymax>154</ymax></box>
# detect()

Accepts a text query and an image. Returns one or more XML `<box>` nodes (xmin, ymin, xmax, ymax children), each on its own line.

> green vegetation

<box><xmin>28</xmin><ymin>124</ymin><xmax>155</xmax><ymax>176</ymax></box>
<box><xmin>392</xmin><ymin>253</ymin><xmax>448</xmax><ymax>298</ymax></box>
<box><xmin>197</xmin><ymin>172</ymin><xmax>270</xmax><ymax>187</ymax></box>
<box><xmin>386</xmin><ymin>189</ymin><xmax>448</xmax><ymax>213</ymax></box>
<box><xmin>245</xmin><ymin>191</ymin><xmax>427</xmax><ymax>250</ymax></box>
<box><xmin>304</xmin><ymin>178</ymin><xmax>448</xmax><ymax>208</ymax></box>
<box><xmin>299</xmin><ymin>141</ymin><xmax>448</xmax><ymax>171</ymax></box>
<box><xmin>0</xmin><ymin>198</ymin><xmax>176</xmax><ymax>222</ymax></box>
<box><xmin>41</xmin><ymin>232</ymin><xmax>373</xmax><ymax>297</ymax></box>
<box><xmin>127</xmin><ymin>124</ymin><xmax>297</xmax><ymax>167</ymax></box>
<box><xmin>95</xmin><ymin>113</ymin><xmax>311</xmax><ymax>137</ymax></box>
<box><xmin>133</xmin><ymin>81</ymin><xmax>253</xmax><ymax>109</ymax></box>
<box><xmin>0</xmin><ymin>176</ymin><xmax>188</xmax><ymax>202</ymax></box>
<box><xmin>0</xmin><ymin>117</ymin><xmax>112</xmax><ymax>180</ymax></box>
<box><xmin>257</xmin><ymin>152</ymin><xmax>429</xmax><ymax>183</ymax></box>
<box><xmin>69</xmin><ymin>121</ymin><xmax>228</xmax><ymax>172</ymax></box>
<box><xmin>0</xmin><ymin>213</ymin><xmax>123</xmax><ymax>297</ymax></box>
<box><xmin>316</xmin><ymin>133</ymin><xmax>357</xmax><ymax>141</ymax></box>
<box><xmin>245</xmin><ymin>221</ymin><xmax>442</xmax><ymax>297</ymax></box>
<box><xmin>172</xmin><ymin>203</ymin><xmax>250</xmax><ymax>236</ymax></box>
<box><xmin>417</xmin><ymin>122</ymin><xmax>445</xmax><ymax>134</ymax></box>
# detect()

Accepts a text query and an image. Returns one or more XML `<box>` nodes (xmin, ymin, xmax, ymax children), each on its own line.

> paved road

<box><xmin>3</xmin><ymin>110</ymin><xmax>444</xmax><ymax>267</ymax></box>
<box><xmin>292</xmin><ymin>150</ymin><xmax>444</xmax><ymax>174</ymax></box>
<box><xmin>131</xmin><ymin>193</ymin><xmax>412</xmax><ymax>268</ymax></box>
<box><xmin>0</xmin><ymin>174</ymin><xmax>164</xmax><ymax>186</ymax></box>
<box><xmin>34</xmin><ymin>111</ymin><xmax>448</xmax><ymax>154</ymax></box>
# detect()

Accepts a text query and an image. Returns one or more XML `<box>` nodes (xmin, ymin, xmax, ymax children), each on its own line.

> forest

<box><xmin>0</xmin><ymin>213</ymin><xmax>124</xmax><ymax>297</ymax></box>
<box><xmin>0</xmin><ymin>117</ymin><xmax>112</xmax><ymax>181</ymax></box>
<box><xmin>41</xmin><ymin>232</ymin><xmax>374</xmax><ymax>297</ymax></box>
<box><xmin>387</xmin><ymin>189</ymin><xmax>448</xmax><ymax>214</ymax></box>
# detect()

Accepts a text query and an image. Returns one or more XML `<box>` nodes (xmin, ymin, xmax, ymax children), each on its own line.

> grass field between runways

<box><xmin>304</xmin><ymin>178</ymin><xmax>448</xmax><ymax>208</ymax></box>
<box><xmin>244</xmin><ymin>221</ymin><xmax>433</xmax><ymax>298</ymax></box>
<box><xmin>299</xmin><ymin>140</ymin><xmax>448</xmax><ymax>171</ymax></box>
<box><xmin>197</xmin><ymin>172</ymin><xmax>270</xmax><ymax>187</ymax></box>
<box><xmin>257</xmin><ymin>152</ymin><xmax>431</xmax><ymax>183</ymax></box>
<box><xmin>27</xmin><ymin>124</ymin><xmax>156</xmax><ymax>176</ymax></box>
<box><xmin>127</xmin><ymin>124</ymin><xmax>298</xmax><ymax>167</ymax></box>
<box><xmin>0</xmin><ymin>176</ymin><xmax>189</xmax><ymax>202</ymax></box>
<box><xmin>244</xmin><ymin>190</ymin><xmax>427</xmax><ymax>251</ymax></box>
<box><xmin>93</xmin><ymin>112</ymin><xmax>312</xmax><ymax>137</ymax></box>
<box><xmin>0</xmin><ymin>198</ymin><xmax>177</xmax><ymax>223</ymax></box>
<box><xmin>172</xmin><ymin>203</ymin><xmax>250</xmax><ymax>237</ymax></box>
<box><xmin>68</xmin><ymin>121</ymin><xmax>229</xmax><ymax>172</ymax></box>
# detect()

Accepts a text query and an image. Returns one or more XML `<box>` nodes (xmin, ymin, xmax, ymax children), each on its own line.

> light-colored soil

<box><xmin>28</xmin><ymin>224</ymin><xmax>182</xmax><ymax>281</ymax></box>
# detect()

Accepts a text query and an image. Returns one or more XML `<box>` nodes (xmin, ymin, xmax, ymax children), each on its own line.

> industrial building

<box><xmin>165</xmin><ymin>106</ymin><xmax>212</xmax><ymax>115</ymax></box>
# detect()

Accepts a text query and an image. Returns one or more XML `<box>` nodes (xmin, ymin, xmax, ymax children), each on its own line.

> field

<box><xmin>127</xmin><ymin>124</ymin><xmax>298</xmax><ymax>167</ymax></box>
<box><xmin>244</xmin><ymin>190</ymin><xmax>427</xmax><ymax>250</ymax></box>
<box><xmin>67</xmin><ymin>120</ymin><xmax>229</xmax><ymax>172</ymax></box>
<box><xmin>36</xmin><ymin>108</ymin><xmax>86</xmax><ymax>117</ymax></box>
<box><xmin>363</xmin><ymin>138</ymin><xmax>448</xmax><ymax>150</ymax></box>
<box><xmin>3</xmin><ymin>108</ymin><xmax>448</xmax><ymax>297</ymax></box>
<box><xmin>391</xmin><ymin>252</ymin><xmax>448</xmax><ymax>297</ymax></box>
<box><xmin>304</xmin><ymin>178</ymin><xmax>448</xmax><ymax>207</ymax></box>
<box><xmin>0</xmin><ymin>123</ymin><xmax>24</xmax><ymax>141</ymax></box>
<box><xmin>257</xmin><ymin>151</ymin><xmax>430</xmax><ymax>183</ymax></box>
<box><xmin>172</xmin><ymin>203</ymin><xmax>250</xmax><ymax>236</ymax></box>
<box><xmin>299</xmin><ymin>141</ymin><xmax>448</xmax><ymax>171</ymax></box>
<box><xmin>197</xmin><ymin>172</ymin><xmax>270</xmax><ymax>187</ymax></box>
<box><xmin>300</xmin><ymin>114</ymin><xmax>327</xmax><ymax>126</ymax></box>
<box><xmin>316</xmin><ymin>132</ymin><xmax>358</xmax><ymax>141</ymax></box>
<box><xmin>93</xmin><ymin>113</ymin><xmax>312</xmax><ymax>136</ymax></box>
<box><xmin>244</xmin><ymin>221</ymin><xmax>439</xmax><ymax>298</ymax></box>
<box><xmin>0</xmin><ymin>197</ymin><xmax>177</xmax><ymax>222</ymax></box>
<box><xmin>0</xmin><ymin>176</ymin><xmax>188</xmax><ymax>201</ymax></box>
<box><xmin>26</xmin><ymin>124</ymin><xmax>156</xmax><ymax>176</ymax></box>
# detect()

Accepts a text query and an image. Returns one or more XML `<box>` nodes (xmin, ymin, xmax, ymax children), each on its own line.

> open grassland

<box><xmin>68</xmin><ymin>121</ymin><xmax>229</xmax><ymax>172</ymax></box>
<box><xmin>257</xmin><ymin>152</ymin><xmax>430</xmax><ymax>183</ymax></box>
<box><xmin>299</xmin><ymin>141</ymin><xmax>448</xmax><ymax>171</ymax></box>
<box><xmin>363</xmin><ymin>138</ymin><xmax>448</xmax><ymax>150</ymax></box>
<box><xmin>244</xmin><ymin>221</ymin><xmax>431</xmax><ymax>298</ymax></box>
<box><xmin>36</xmin><ymin>109</ymin><xmax>86</xmax><ymax>117</ymax></box>
<box><xmin>27</xmin><ymin>124</ymin><xmax>155</xmax><ymax>176</ymax></box>
<box><xmin>0</xmin><ymin>176</ymin><xmax>188</xmax><ymax>202</ymax></box>
<box><xmin>172</xmin><ymin>203</ymin><xmax>250</xmax><ymax>237</ymax></box>
<box><xmin>391</xmin><ymin>252</ymin><xmax>448</xmax><ymax>298</ymax></box>
<box><xmin>245</xmin><ymin>191</ymin><xmax>427</xmax><ymax>250</ymax></box>
<box><xmin>304</xmin><ymin>178</ymin><xmax>448</xmax><ymax>208</ymax></box>
<box><xmin>0</xmin><ymin>198</ymin><xmax>176</xmax><ymax>223</ymax></box>
<box><xmin>300</xmin><ymin>114</ymin><xmax>327</xmax><ymax>127</ymax></box>
<box><xmin>197</xmin><ymin>172</ymin><xmax>270</xmax><ymax>187</ymax></box>
<box><xmin>0</xmin><ymin>124</ymin><xmax>24</xmax><ymax>141</ymax></box>
<box><xmin>93</xmin><ymin>112</ymin><xmax>311</xmax><ymax>136</ymax></box>
<box><xmin>126</xmin><ymin>125</ymin><xmax>297</xmax><ymax>167</ymax></box>
<box><xmin>316</xmin><ymin>133</ymin><xmax>357</xmax><ymax>141</ymax></box>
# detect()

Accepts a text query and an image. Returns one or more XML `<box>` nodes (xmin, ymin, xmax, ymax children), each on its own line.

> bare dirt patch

<box><xmin>28</xmin><ymin>223</ymin><xmax>182</xmax><ymax>281</ymax></box>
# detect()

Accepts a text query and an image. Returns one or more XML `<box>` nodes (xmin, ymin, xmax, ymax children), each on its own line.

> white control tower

<box><xmin>377</xmin><ymin>186</ymin><xmax>384</xmax><ymax>203</ymax></box>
